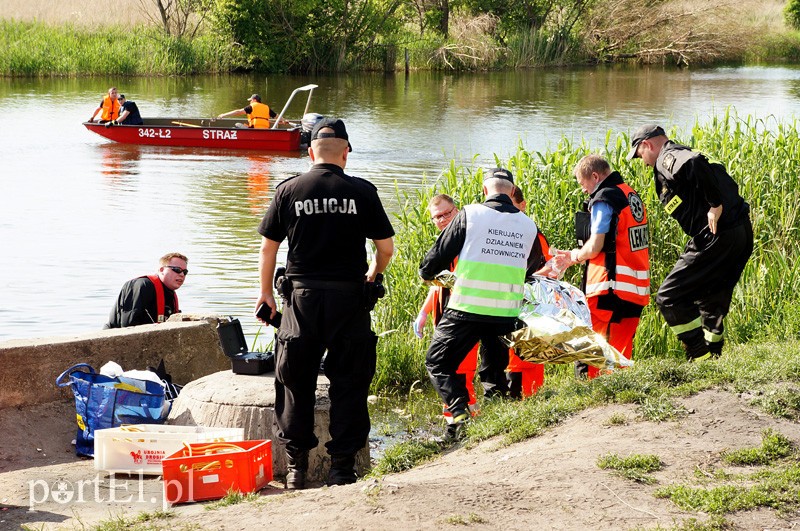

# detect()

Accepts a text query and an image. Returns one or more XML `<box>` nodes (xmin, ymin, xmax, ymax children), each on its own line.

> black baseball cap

<box><xmin>248</xmin><ymin>94</ymin><xmax>262</xmax><ymax>102</ymax></box>
<box><xmin>627</xmin><ymin>124</ymin><xmax>666</xmax><ymax>160</ymax></box>
<box><xmin>483</xmin><ymin>167</ymin><xmax>514</xmax><ymax>184</ymax></box>
<box><xmin>311</xmin><ymin>118</ymin><xmax>352</xmax><ymax>152</ymax></box>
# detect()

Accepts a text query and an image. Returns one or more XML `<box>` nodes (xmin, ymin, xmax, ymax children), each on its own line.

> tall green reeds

<box><xmin>506</xmin><ymin>27</ymin><xmax>583</xmax><ymax>68</ymax></box>
<box><xmin>0</xmin><ymin>20</ymin><xmax>243</xmax><ymax>76</ymax></box>
<box><xmin>372</xmin><ymin>112</ymin><xmax>800</xmax><ymax>392</ymax></box>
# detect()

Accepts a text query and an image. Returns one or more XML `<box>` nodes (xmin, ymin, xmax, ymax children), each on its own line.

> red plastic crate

<box><xmin>162</xmin><ymin>439</ymin><xmax>272</xmax><ymax>504</ymax></box>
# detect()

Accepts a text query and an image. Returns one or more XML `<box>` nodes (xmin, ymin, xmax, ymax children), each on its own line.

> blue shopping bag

<box><xmin>56</xmin><ymin>363</ymin><xmax>171</xmax><ymax>457</ymax></box>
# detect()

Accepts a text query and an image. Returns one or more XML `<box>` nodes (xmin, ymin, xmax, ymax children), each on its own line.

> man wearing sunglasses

<box><xmin>104</xmin><ymin>252</ymin><xmax>188</xmax><ymax>329</ymax></box>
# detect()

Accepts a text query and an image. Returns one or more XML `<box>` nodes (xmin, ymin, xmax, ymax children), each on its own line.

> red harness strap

<box><xmin>146</xmin><ymin>275</ymin><xmax>179</xmax><ymax>322</ymax></box>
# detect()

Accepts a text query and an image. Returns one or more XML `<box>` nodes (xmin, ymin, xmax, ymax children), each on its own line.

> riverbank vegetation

<box><xmin>371</xmin><ymin>112</ymin><xmax>800</xmax><ymax>392</ymax></box>
<box><xmin>1</xmin><ymin>0</ymin><xmax>798</xmax><ymax>75</ymax></box>
<box><xmin>371</xmin><ymin>341</ymin><xmax>800</xmax><ymax>525</ymax></box>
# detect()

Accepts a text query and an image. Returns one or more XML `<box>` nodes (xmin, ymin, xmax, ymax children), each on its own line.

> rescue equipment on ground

<box><xmin>162</xmin><ymin>439</ymin><xmax>273</xmax><ymax>504</ymax></box>
<box><xmin>56</xmin><ymin>363</ymin><xmax>171</xmax><ymax>457</ymax></box>
<box><xmin>93</xmin><ymin>424</ymin><xmax>244</xmax><ymax>474</ymax></box>
<box><xmin>217</xmin><ymin>317</ymin><xmax>275</xmax><ymax>375</ymax></box>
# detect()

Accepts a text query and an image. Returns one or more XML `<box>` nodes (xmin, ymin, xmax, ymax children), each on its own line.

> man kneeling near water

<box><xmin>104</xmin><ymin>252</ymin><xmax>188</xmax><ymax>328</ymax></box>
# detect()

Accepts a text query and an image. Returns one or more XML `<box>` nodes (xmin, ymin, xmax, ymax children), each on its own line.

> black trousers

<box><xmin>656</xmin><ymin>217</ymin><xmax>753</xmax><ymax>356</ymax></box>
<box><xmin>425</xmin><ymin>311</ymin><xmax>516</xmax><ymax>414</ymax></box>
<box><xmin>274</xmin><ymin>282</ymin><xmax>377</xmax><ymax>457</ymax></box>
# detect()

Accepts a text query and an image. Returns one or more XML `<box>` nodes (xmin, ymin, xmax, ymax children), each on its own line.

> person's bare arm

<box><xmin>218</xmin><ymin>108</ymin><xmax>245</xmax><ymax>119</ymax></box>
<box><xmin>559</xmin><ymin>232</ymin><xmax>605</xmax><ymax>267</ymax></box>
<box><xmin>366</xmin><ymin>237</ymin><xmax>394</xmax><ymax>281</ymax></box>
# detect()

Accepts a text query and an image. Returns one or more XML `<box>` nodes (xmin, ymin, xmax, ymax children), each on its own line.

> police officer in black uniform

<box><xmin>628</xmin><ymin>124</ymin><xmax>753</xmax><ymax>360</ymax></box>
<box><xmin>256</xmin><ymin>118</ymin><xmax>395</xmax><ymax>489</ymax></box>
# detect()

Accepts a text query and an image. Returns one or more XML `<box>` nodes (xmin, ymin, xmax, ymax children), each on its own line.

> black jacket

<box><xmin>104</xmin><ymin>276</ymin><xmax>177</xmax><ymax>329</ymax></box>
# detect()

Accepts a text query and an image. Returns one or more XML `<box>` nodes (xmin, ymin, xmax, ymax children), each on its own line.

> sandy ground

<box><xmin>2</xmin><ymin>389</ymin><xmax>800</xmax><ymax>530</ymax></box>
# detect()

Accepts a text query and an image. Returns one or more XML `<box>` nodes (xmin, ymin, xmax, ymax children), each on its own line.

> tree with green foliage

<box><xmin>786</xmin><ymin>0</ymin><xmax>800</xmax><ymax>30</ymax></box>
<box><xmin>207</xmin><ymin>0</ymin><xmax>403</xmax><ymax>71</ymax></box>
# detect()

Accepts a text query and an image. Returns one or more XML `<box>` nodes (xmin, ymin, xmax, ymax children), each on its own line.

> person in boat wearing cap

<box><xmin>418</xmin><ymin>167</ymin><xmax>543</xmax><ymax>441</ymax></box>
<box><xmin>89</xmin><ymin>87</ymin><xmax>120</xmax><ymax>124</ymax></box>
<box><xmin>628</xmin><ymin>124</ymin><xmax>752</xmax><ymax>361</ymax></box>
<box><xmin>256</xmin><ymin>118</ymin><xmax>394</xmax><ymax>489</ymax></box>
<box><xmin>217</xmin><ymin>94</ymin><xmax>280</xmax><ymax>129</ymax></box>
<box><xmin>114</xmin><ymin>94</ymin><xmax>143</xmax><ymax>125</ymax></box>
<box><xmin>104</xmin><ymin>252</ymin><xmax>188</xmax><ymax>329</ymax></box>
<box><xmin>555</xmin><ymin>154</ymin><xmax>651</xmax><ymax>379</ymax></box>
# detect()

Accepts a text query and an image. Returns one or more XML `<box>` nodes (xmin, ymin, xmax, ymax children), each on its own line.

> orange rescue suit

<box><xmin>248</xmin><ymin>102</ymin><xmax>272</xmax><ymax>129</ymax></box>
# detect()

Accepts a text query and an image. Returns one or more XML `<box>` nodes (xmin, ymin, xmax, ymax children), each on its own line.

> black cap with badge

<box><xmin>627</xmin><ymin>124</ymin><xmax>666</xmax><ymax>160</ymax></box>
<box><xmin>311</xmin><ymin>117</ymin><xmax>352</xmax><ymax>152</ymax></box>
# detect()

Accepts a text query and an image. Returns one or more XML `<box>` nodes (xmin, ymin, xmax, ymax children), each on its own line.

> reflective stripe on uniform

<box><xmin>449</xmin><ymin>292</ymin><xmax>522</xmax><ymax>311</ymax></box>
<box><xmin>704</xmin><ymin>329</ymin><xmax>724</xmax><ymax>343</ymax></box>
<box><xmin>586</xmin><ymin>280</ymin><xmax>650</xmax><ymax>296</ymax></box>
<box><xmin>616</xmin><ymin>265</ymin><xmax>650</xmax><ymax>280</ymax></box>
<box><xmin>671</xmin><ymin>317</ymin><xmax>702</xmax><ymax>336</ymax></box>
<box><xmin>456</xmin><ymin>277</ymin><xmax>525</xmax><ymax>294</ymax></box>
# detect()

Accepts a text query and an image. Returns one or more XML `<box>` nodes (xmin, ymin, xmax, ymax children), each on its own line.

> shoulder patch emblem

<box><xmin>663</xmin><ymin>153</ymin><xmax>676</xmax><ymax>173</ymax></box>
<box><xmin>628</xmin><ymin>192</ymin><xmax>645</xmax><ymax>223</ymax></box>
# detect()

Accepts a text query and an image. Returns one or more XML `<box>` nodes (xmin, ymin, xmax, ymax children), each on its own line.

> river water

<box><xmin>1</xmin><ymin>66</ymin><xmax>799</xmax><ymax>345</ymax></box>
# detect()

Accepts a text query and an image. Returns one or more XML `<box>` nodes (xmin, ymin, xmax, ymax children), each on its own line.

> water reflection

<box><xmin>99</xmin><ymin>143</ymin><xmax>142</xmax><ymax>186</ymax></box>
<box><xmin>1</xmin><ymin>67</ymin><xmax>799</xmax><ymax>343</ymax></box>
<box><xmin>246</xmin><ymin>155</ymin><xmax>275</xmax><ymax>215</ymax></box>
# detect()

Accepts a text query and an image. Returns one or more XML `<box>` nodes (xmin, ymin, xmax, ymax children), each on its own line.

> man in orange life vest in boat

<box><xmin>104</xmin><ymin>253</ymin><xmax>187</xmax><ymax>328</ymax></box>
<box><xmin>217</xmin><ymin>94</ymin><xmax>286</xmax><ymax>129</ymax></box>
<box><xmin>89</xmin><ymin>87</ymin><xmax>121</xmax><ymax>124</ymax></box>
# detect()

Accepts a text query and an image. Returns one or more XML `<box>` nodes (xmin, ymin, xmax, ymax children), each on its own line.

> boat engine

<box><xmin>300</xmin><ymin>113</ymin><xmax>325</xmax><ymax>147</ymax></box>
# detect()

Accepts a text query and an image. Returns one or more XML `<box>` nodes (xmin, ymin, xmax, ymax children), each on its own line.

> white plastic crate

<box><xmin>94</xmin><ymin>424</ymin><xmax>245</xmax><ymax>474</ymax></box>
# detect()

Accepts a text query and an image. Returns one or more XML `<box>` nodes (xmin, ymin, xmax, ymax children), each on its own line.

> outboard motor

<box><xmin>300</xmin><ymin>113</ymin><xmax>325</xmax><ymax>147</ymax></box>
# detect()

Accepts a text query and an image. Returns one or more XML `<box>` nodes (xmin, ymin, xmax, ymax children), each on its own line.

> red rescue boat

<box><xmin>83</xmin><ymin>84</ymin><xmax>321</xmax><ymax>152</ymax></box>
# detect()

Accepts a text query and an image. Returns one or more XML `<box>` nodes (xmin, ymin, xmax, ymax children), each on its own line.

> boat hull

<box><xmin>83</xmin><ymin>118</ymin><xmax>302</xmax><ymax>151</ymax></box>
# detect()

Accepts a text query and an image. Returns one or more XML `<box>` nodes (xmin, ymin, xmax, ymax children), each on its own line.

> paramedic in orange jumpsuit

<box><xmin>557</xmin><ymin>154</ymin><xmax>651</xmax><ymax>379</ymax></box>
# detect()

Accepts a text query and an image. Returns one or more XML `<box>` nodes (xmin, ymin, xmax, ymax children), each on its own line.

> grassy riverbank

<box><xmin>372</xmin><ymin>112</ymin><xmax>800</xmax><ymax>392</ymax></box>
<box><xmin>0</xmin><ymin>21</ymin><xmax>242</xmax><ymax>76</ymax></box>
<box><xmin>370</xmin><ymin>340</ymin><xmax>800</xmax><ymax>524</ymax></box>
<box><xmin>1</xmin><ymin>0</ymin><xmax>798</xmax><ymax>75</ymax></box>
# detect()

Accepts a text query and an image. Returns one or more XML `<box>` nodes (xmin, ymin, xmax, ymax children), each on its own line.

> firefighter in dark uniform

<box><xmin>256</xmin><ymin>118</ymin><xmax>395</xmax><ymax>489</ymax></box>
<box><xmin>558</xmin><ymin>155</ymin><xmax>650</xmax><ymax>378</ymax></box>
<box><xmin>628</xmin><ymin>124</ymin><xmax>753</xmax><ymax>360</ymax></box>
<box><xmin>419</xmin><ymin>168</ymin><xmax>543</xmax><ymax>440</ymax></box>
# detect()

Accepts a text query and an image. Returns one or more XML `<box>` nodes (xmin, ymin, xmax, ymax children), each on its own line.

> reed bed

<box><xmin>0</xmin><ymin>20</ymin><xmax>241</xmax><ymax>76</ymax></box>
<box><xmin>372</xmin><ymin>111</ymin><xmax>800</xmax><ymax>392</ymax></box>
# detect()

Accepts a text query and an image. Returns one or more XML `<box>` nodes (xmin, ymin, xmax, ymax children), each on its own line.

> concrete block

<box><xmin>0</xmin><ymin>316</ymin><xmax>232</xmax><ymax>409</ymax></box>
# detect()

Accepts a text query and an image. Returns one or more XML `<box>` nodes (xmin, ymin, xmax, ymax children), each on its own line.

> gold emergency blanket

<box><xmin>501</xmin><ymin>276</ymin><xmax>634</xmax><ymax>371</ymax></box>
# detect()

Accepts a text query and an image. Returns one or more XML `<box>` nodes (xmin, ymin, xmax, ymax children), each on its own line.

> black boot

<box><xmin>327</xmin><ymin>454</ymin><xmax>357</xmax><ymax>486</ymax></box>
<box><xmin>285</xmin><ymin>449</ymin><xmax>308</xmax><ymax>490</ymax></box>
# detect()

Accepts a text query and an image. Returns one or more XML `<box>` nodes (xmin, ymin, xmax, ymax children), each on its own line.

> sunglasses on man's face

<box><xmin>165</xmin><ymin>265</ymin><xmax>188</xmax><ymax>275</ymax></box>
